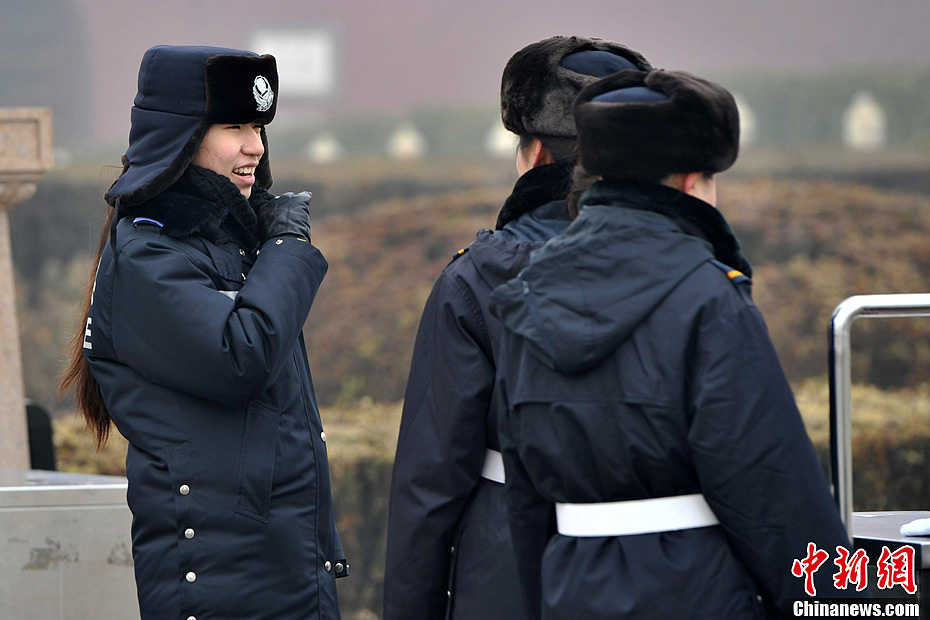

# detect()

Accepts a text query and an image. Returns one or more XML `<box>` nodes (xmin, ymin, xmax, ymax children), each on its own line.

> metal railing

<box><xmin>829</xmin><ymin>293</ymin><xmax>930</xmax><ymax>531</ymax></box>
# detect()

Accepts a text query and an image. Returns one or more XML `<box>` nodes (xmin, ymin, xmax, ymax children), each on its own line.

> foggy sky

<box><xmin>51</xmin><ymin>0</ymin><xmax>930</xmax><ymax>143</ymax></box>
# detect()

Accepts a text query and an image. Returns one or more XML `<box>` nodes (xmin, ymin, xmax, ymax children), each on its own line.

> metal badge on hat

<box><xmin>253</xmin><ymin>76</ymin><xmax>274</xmax><ymax>112</ymax></box>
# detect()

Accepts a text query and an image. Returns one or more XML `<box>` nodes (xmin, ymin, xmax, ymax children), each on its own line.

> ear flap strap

<box><xmin>104</xmin><ymin>198</ymin><xmax>121</xmax><ymax>276</ymax></box>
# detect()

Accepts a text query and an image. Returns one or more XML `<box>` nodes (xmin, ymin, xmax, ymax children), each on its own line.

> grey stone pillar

<box><xmin>0</xmin><ymin>108</ymin><xmax>53</xmax><ymax>470</ymax></box>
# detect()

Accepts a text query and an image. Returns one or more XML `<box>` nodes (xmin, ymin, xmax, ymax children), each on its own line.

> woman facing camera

<box><xmin>61</xmin><ymin>45</ymin><xmax>346</xmax><ymax>620</ymax></box>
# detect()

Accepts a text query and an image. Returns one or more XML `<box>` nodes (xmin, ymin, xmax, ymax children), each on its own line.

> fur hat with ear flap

<box><xmin>573</xmin><ymin>69</ymin><xmax>740</xmax><ymax>180</ymax></box>
<box><xmin>500</xmin><ymin>35</ymin><xmax>653</xmax><ymax>139</ymax></box>
<box><xmin>105</xmin><ymin>45</ymin><xmax>278</xmax><ymax>208</ymax></box>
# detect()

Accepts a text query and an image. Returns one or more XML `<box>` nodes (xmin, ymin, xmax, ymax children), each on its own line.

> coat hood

<box><xmin>458</xmin><ymin>162</ymin><xmax>572</xmax><ymax>291</ymax></box>
<box><xmin>467</xmin><ymin>228</ymin><xmax>546</xmax><ymax>290</ymax></box>
<box><xmin>490</xmin><ymin>181</ymin><xmax>749</xmax><ymax>374</ymax></box>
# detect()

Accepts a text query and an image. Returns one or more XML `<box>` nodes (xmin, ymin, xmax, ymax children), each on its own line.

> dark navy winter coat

<box><xmin>84</xmin><ymin>170</ymin><xmax>346</xmax><ymax>620</ymax></box>
<box><xmin>383</xmin><ymin>164</ymin><xmax>571</xmax><ymax>620</ymax></box>
<box><xmin>489</xmin><ymin>181</ymin><xmax>860</xmax><ymax>619</ymax></box>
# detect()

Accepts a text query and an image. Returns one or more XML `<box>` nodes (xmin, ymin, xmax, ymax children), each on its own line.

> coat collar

<box><xmin>117</xmin><ymin>165</ymin><xmax>271</xmax><ymax>248</ymax></box>
<box><xmin>495</xmin><ymin>162</ymin><xmax>572</xmax><ymax>230</ymax></box>
<box><xmin>581</xmin><ymin>179</ymin><xmax>753</xmax><ymax>277</ymax></box>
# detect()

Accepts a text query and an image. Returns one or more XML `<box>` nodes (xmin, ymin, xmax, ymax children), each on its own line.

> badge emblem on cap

<box><xmin>253</xmin><ymin>75</ymin><xmax>274</xmax><ymax>112</ymax></box>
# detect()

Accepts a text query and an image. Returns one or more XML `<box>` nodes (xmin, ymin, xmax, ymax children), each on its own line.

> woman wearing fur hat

<box><xmin>383</xmin><ymin>36</ymin><xmax>651</xmax><ymax>620</ymax></box>
<box><xmin>61</xmin><ymin>45</ymin><xmax>346</xmax><ymax>619</ymax></box>
<box><xmin>489</xmin><ymin>70</ymin><xmax>862</xmax><ymax>618</ymax></box>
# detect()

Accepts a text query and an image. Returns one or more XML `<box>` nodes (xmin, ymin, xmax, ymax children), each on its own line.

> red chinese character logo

<box><xmin>833</xmin><ymin>546</ymin><xmax>869</xmax><ymax>591</ymax></box>
<box><xmin>876</xmin><ymin>545</ymin><xmax>916</xmax><ymax>594</ymax></box>
<box><xmin>792</xmin><ymin>542</ymin><xmax>830</xmax><ymax>596</ymax></box>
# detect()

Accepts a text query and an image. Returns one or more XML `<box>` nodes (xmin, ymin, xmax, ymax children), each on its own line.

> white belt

<box><xmin>480</xmin><ymin>449</ymin><xmax>505</xmax><ymax>484</ymax></box>
<box><xmin>556</xmin><ymin>493</ymin><xmax>719</xmax><ymax>537</ymax></box>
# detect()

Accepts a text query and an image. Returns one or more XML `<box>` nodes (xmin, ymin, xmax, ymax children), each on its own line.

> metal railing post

<box><xmin>829</xmin><ymin>293</ymin><xmax>930</xmax><ymax>532</ymax></box>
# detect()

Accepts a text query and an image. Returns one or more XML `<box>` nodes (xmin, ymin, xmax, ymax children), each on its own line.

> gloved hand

<box><xmin>258</xmin><ymin>191</ymin><xmax>312</xmax><ymax>242</ymax></box>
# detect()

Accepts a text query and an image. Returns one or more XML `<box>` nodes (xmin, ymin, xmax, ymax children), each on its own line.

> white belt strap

<box><xmin>480</xmin><ymin>449</ymin><xmax>505</xmax><ymax>484</ymax></box>
<box><xmin>556</xmin><ymin>493</ymin><xmax>719</xmax><ymax>537</ymax></box>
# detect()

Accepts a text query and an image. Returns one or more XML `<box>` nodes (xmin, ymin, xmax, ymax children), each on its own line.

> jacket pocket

<box><xmin>235</xmin><ymin>400</ymin><xmax>280</xmax><ymax>523</ymax></box>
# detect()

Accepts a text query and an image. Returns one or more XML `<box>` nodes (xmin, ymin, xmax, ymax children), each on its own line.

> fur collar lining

<box><xmin>118</xmin><ymin>165</ymin><xmax>271</xmax><ymax>245</ymax></box>
<box><xmin>496</xmin><ymin>163</ymin><xmax>572</xmax><ymax>230</ymax></box>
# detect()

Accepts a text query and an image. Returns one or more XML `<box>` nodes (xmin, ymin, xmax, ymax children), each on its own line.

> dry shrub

<box><xmin>794</xmin><ymin>378</ymin><xmax>930</xmax><ymax>510</ymax></box>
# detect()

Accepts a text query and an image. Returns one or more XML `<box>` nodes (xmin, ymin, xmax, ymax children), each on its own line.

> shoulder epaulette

<box><xmin>450</xmin><ymin>247</ymin><xmax>469</xmax><ymax>261</ymax></box>
<box><xmin>708</xmin><ymin>258</ymin><xmax>750</xmax><ymax>284</ymax></box>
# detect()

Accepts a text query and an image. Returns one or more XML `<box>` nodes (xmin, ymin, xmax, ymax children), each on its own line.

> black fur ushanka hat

<box><xmin>573</xmin><ymin>69</ymin><xmax>740</xmax><ymax>179</ymax></box>
<box><xmin>500</xmin><ymin>35</ymin><xmax>652</xmax><ymax>139</ymax></box>
<box><xmin>106</xmin><ymin>45</ymin><xmax>278</xmax><ymax>207</ymax></box>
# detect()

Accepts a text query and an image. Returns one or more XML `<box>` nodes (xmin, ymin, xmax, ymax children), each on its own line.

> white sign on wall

<box><xmin>250</xmin><ymin>27</ymin><xmax>338</xmax><ymax>99</ymax></box>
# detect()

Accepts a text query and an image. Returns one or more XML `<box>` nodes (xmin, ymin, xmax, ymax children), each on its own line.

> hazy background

<box><xmin>3</xmin><ymin>0</ymin><xmax>930</xmax><ymax>448</ymax></box>
<box><xmin>4</xmin><ymin>0</ymin><xmax>930</xmax><ymax>150</ymax></box>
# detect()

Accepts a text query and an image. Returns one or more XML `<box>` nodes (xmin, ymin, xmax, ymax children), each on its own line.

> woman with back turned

<box><xmin>490</xmin><ymin>68</ymin><xmax>866</xmax><ymax>618</ymax></box>
<box><xmin>384</xmin><ymin>36</ymin><xmax>652</xmax><ymax>620</ymax></box>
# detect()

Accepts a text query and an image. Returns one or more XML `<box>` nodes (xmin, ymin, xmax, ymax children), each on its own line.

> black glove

<box><xmin>258</xmin><ymin>191</ymin><xmax>312</xmax><ymax>242</ymax></box>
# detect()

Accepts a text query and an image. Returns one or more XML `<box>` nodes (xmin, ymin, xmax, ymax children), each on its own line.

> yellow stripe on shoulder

<box><xmin>708</xmin><ymin>259</ymin><xmax>751</xmax><ymax>284</ymax></box>
<box><xmin>450</xmin><ymin>247</ymin><xmax>469</xmax><ymax>261</ymax></box>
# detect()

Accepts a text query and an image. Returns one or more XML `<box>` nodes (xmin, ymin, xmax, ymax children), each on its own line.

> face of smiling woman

<box><xmin>193</xmin><ymin>123</ymin><xmax>265</xmax><ymax>198</ymax></box>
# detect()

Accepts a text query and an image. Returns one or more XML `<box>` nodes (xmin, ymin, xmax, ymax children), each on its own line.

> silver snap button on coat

<box><xmin>187</xmin><ymin>616</ymin><xmax>197</xmax><ymax>620</ymax></box>
<box><xmin>239</xmin><ymin>248</ymin><xmax>246</xmax><ymax>256</ymax></box>
<box><xmin>324</xmin><ymin>561</ymin><xmax>332</xmax><ymax>572</ymax></box>
<box><xmin>185</xmin><ymin>571</ymin><xmax>197</xmax><ymax>582</ymax></box>
<box><xmin>320</xmin><ymin>431</ymin><xmax>326</xmax><ymax>442</ymax></box>
<box><xmin>335</xmin><ymin>562</ymin><xmax>344</xmax><ymax>573</ymax></box>
<box><xmin>184</xmin><ymin>528</ymin><xmax>195</xmax><ymax>539</ymax></box>
<box><xmin>179</xmin><ymin>484</ymin><xmax>190</xmax><ymax>496</ymax></box>
<box><xmin>275</xmin><ymin>239</ymin><xmax>283</xmax><ymax>245</ymax></box>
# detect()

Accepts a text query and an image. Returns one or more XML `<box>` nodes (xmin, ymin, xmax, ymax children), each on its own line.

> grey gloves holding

<box><xmin>258</xmin><ymin>191</ymin><xmax>312</xmax><ymax>242</ymax></box>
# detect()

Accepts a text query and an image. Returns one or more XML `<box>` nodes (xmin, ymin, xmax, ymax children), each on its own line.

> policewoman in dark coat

<box><xmin>489</xmin><ymin>70</ymin><xmax>863</xmax><ymax>619</ymax></box>
<box><xmin>383</xmin><ymin>37</ymin><xmax>652</xmax><ymax>620</ymax></box>
<box><xmin>61</xmin><ymin>45</ymin><xmax>346</xmax><ymax>620</ymax></box>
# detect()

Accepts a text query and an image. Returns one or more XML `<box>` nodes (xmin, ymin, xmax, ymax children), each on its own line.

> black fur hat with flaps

<box><xmin>105</xmin><ymin>45</ymin><xmax>278</xmax><ymax>208</ymax></box>
<box><xmin>573</xmin><ymin>69</ymin><xmax>740</xmax><ymax>179</ymax></box>
<box><xmin>500</xmin><ymin>35</ymin><xmax>652</xmax><ymax>139</ymax></box>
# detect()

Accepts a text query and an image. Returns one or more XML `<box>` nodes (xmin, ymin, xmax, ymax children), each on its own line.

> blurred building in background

<box><xmin>0</xmin><ymin>0</ymin><xmax>91</xmax><ymax>146</ymax></box>
<box><xmin>3</xmin><ymin>0</ymin><xmax>930</xmax><ymax>157</ymax></box>
<box><xmin>843</xmin><ymin>90</ymin><xmax>888</xmax><ymax>151</ymax></box>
